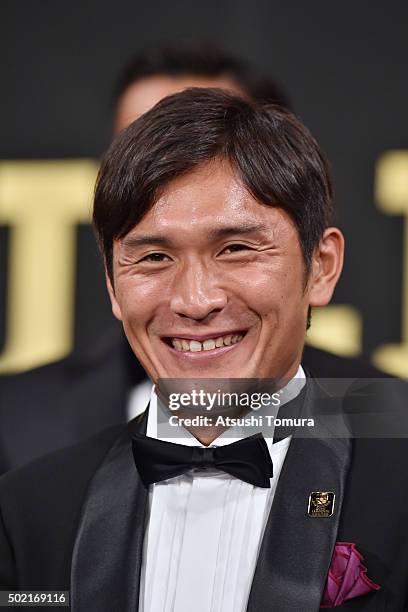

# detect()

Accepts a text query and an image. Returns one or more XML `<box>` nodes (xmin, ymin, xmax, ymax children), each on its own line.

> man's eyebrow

<box><xmin>208</xmin><ymin>223</ymin><xmax>269</xmax><ymax>238</ymax></box>
<box><xmin>121</xmin><ymin>234</ymin><xmax>174</xmax><ymax>248</ymax></box>
<box><xmin>121</xmin><ymin>224</ymin><xmax>269</xmax><ymax>248</ymax></box>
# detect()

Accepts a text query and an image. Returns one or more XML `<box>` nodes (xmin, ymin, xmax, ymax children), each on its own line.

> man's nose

<box><xmin>170</xmin><ymin>262</ymin><xmax>228</xmax><ymax>321</ymax></box>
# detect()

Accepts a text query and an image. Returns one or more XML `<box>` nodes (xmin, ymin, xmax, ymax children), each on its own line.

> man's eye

<box><xmin>138</xmin><ymin>253</ymin><xmax>171</xmax><ymax>263</ymax></box>
<box><xmin>221</xmin><ymin>244</ymin><xmax>253</xmax><ymax>255</ymax></box>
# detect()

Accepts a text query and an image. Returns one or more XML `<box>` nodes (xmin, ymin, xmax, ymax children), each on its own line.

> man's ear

<box><xmin>105</xmin><ymin>269</ymin><xmax>123</xmax><ymax>321</ymax></box>
<box><xmin>308</xmin><ymin>227</ymin><xmax>344</xmax><ymax>306</ymax></box>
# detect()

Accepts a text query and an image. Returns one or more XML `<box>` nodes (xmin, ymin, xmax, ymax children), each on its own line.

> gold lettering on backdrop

<box><xmin>0</xmin><ymin>160</ymin><xmax>97</xmax><ymax>372</ymax></box>
<box><xmin>373</xmin><ymin>151</ymin><xmax>408</xmax><ymax>377</ymax></box>
<box><xmin>306</xmin><ymin>305</ymin><xmax>362</xmax><ymax>357</ymax></box>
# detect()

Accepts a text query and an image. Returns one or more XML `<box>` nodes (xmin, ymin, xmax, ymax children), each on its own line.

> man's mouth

<box><xmin>163</xmin><ymin>331</ymin><xmax>246</xmax><ymax>353</ymax></box>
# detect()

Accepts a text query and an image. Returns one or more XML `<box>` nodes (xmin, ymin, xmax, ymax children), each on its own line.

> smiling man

<box><xmin>1</xmin><ymin>89</ymin><xmax>408</xmax><ymax>610</ymax></box>
<box><xmin>98</xmin><ymin>90</ymin><xmax>342</xmax><ymax>386</ymax></box>
<box><xmin>107</xmin><ymin>162</ymin><xmax>339</xmax><ymax>382</ymax></box>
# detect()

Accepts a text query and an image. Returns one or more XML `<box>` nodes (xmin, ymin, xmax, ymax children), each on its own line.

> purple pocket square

<box><xmin>320</xmin><ymin>542</ymin><xmax>380</xmax><ymax>608</ymax></box>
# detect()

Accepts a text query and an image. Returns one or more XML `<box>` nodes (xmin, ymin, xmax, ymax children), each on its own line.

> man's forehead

<box><xmin>115</xmin><ymin>163</ymin><xmax>292</xmax><ymax>246</ymax></box>
<box><xmin>138</xmin><ymin>169</ymin><xmax>250</xmax><ymax>213</ymax></box>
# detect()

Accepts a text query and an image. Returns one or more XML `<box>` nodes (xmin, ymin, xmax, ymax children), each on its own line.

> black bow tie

<box><xmin>132</xmin><ymin>432</ymin><xmax>273</xmax><ymax>488</ymax></box>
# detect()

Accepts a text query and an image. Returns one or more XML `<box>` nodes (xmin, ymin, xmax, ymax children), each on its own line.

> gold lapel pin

<box><xmin>308</xmin><ymin>491</ymin><xmax>335</xmax><ymax>517</ymax></box>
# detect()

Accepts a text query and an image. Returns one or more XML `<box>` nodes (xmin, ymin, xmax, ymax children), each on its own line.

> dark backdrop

<box><xmin>0</xmin><ymin>0</ymin><xmax>407</xmax><ymax>360</ymax></box>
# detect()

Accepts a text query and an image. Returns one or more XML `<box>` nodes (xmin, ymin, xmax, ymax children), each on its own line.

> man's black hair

<box><xmin>114</xmin><ymin>42</ymin><xmax>291</xmax><ymax>109</ymax></box>
<box><xmin>94</xmin><ymin>87</ymin><xmax>333</xmax><ymax>286</ymax></box>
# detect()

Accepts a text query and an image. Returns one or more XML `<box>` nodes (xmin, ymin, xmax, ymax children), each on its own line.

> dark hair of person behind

<box><xmin>114</xmin><ymin>42</ymin><xmax>291</xmax><ymax>109</ymax></box>
<box><xmin>94</xmin><ymin>88</ymin><xmax>334</xmax><ymax>281</ymax></box>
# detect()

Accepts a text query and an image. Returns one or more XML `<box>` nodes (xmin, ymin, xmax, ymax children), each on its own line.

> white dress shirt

<box><xmin>132</xmin><ymin>368</ymin><xmax>306</xmax><ymax>612</ymax></box>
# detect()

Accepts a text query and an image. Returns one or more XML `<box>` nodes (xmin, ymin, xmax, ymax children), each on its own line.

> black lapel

<box><xmin>247</xmin><ymin>379</ymin><xmax>352</xmax><ymax>612</ymax></box>
<box><xmin>70</xmin><ymin>409</ymin><xmax>149</xmax><ymax>612</ymax></box>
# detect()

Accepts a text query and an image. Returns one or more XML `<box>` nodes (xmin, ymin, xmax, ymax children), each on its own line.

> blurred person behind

<box><xmin>0</xmin><ymin>42</ymin><xmax>385</xmax><ymax>475</ymax></box>
<box><xmin>113</xmin><ymin>42</ymin><xmax>290</xmax><ymax>132</ymax></box>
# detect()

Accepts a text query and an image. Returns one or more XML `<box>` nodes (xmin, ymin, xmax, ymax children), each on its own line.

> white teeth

<box><xmin>170</xmin><ymin>333</ymin><xmax>244</xmax><ymax>352</ymax></box>
<box><xmin>203</xmin><ymin>339</ymin><xmax>216</xmax><ymax>351</ymax></box>
<box><xmin>189</xmin><ymin>340</ymin><xmax>202</xmax><ymax>352</ymax></box>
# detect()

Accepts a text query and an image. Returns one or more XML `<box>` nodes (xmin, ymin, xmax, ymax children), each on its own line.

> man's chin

<box><xmin>156</xmin><ymin>354</ymin><xmax>253</xmax><ymax>380</ymax></box>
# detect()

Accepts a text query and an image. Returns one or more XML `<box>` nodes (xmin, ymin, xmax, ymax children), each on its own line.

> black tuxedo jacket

<box><xmin>0</xmin><ymin>331</ymin><xmax>387</xmax><ymax>475</ymax></box>
<box><xmin>0</xmin><ymin>379</ymin><xmax>407</xmax><ymax>611</ymax></box>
